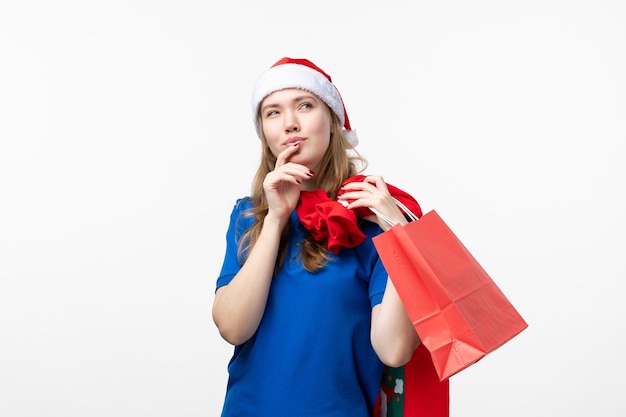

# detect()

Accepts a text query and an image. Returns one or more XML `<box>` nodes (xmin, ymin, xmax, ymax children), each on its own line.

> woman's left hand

<box><xmin>338</xmin><ymin>175</ymin><xmax>407</xmax><ymax>231</ymax></box>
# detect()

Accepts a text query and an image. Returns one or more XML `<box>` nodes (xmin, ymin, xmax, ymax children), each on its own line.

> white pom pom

<box><xmin>344</xmin><ymin>129</ymin><xmax>359</xmax><ymax>147</ymax></box>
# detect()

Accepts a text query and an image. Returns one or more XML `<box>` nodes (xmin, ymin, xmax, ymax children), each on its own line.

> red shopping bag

<box><xmin>372</xmin><ymin>210</ymin><xmax>528</xmax><ymax>381</ymax></box>
<box><xmin>374</xmin><ymin>343</ymin><xmax>449</xmax><ymax>417</ymax></box>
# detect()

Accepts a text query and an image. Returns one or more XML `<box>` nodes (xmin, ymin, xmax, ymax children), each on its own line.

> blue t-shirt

<box><xmin>216</xmin><ymin>197</ymin><xmax>389</xmax><ymax>417</ymax></box>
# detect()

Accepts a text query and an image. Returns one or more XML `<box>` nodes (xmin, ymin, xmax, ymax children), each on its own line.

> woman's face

<box><xmin>260</xmin><ymin>88</ymin><xmax>332</xmax><ymax>173</ymax></box>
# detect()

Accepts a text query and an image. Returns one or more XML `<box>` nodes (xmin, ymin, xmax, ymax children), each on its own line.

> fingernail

<box><xmin>307</xmin><ymin>170</ymin><xmax>315</xmax><ymax>177</ymax></box>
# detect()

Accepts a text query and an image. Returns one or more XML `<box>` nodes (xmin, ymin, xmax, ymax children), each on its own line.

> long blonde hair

<box><xmin>238</xmin><ymin>109</ymin><xmax>368</xmax><ymax>273</ymax></box>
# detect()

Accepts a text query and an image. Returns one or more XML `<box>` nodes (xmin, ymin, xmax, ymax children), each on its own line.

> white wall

<box><xmin>1</xmin><ymin>1</ymin><xmax>624</xmax><ymax>416</ymax></box>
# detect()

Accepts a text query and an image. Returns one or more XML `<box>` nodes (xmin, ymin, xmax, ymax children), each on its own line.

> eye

<box><xmin>299</xmin><ymin>102</ymin><xmax>313</xmax><ymax>110</ymax></box>
<box><xmin>264</xmin><ymin>109</ymin><xmax>279</xmax><ymax>118</ymax></box>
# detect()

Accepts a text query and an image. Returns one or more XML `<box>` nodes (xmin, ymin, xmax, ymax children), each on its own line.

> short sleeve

<box><xmin>216</xmin><ymin>198</ymin><xmax>254</xmax><ymax>291</ymax></box>
<box><xmin>358</xmin><ymin>221</ymin><xmax>388</xmax><ymax>308</ymax></box>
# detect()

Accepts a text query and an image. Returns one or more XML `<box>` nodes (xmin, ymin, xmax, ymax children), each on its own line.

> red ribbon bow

<box><xmin>296</xmin><ymin>175</ymin><xmax>422</xmax><ymax>254</ymax></box>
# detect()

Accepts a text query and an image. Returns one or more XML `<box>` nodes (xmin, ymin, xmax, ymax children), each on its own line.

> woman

<box><xmin>213</xmin><ymin>57</ymin><xmax>420</xmax><ymax>416</ymax></box>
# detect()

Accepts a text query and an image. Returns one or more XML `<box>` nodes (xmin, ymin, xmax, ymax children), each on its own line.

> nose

<box><xmin>283</xmin><ymin>110</ymin><xmax>299</xmax><ymax>132</ymax></box>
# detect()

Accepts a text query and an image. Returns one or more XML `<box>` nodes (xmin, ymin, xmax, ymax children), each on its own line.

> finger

<box><xmin>275</xmin><ymin>142</ymin><xmax>301</xmax><ymax>168</ymax></box>
<box><xmin>340</xmin><ymin>182</ymin><xmax>385</xmax><ymax>200</ymax></box>
<box><xmin>340</xmin><ymin>187</ymin><xmax>396</xmax><ymax>212</ymax></box>
<box><xmin>266</xmin><ymin>164</ymin><xmax>314</xmax><ymax>189</ymax></box>
<box><xmin>340</xmin><ymin>181</ymin><xmax>376</xmax><ymax>193</ymax></box>
<box><xmin>265</xmin><ymin>170</ymin><xmax>303</xmax><ymax>188</ymax></box>
<box><xmin>278</xmin><ymin>163</ymin><xmax>315</xmax><ymax>181</ymax></box>
<box><xmin>363</xmin><ymin>175</ymin><xmax>390</xmax><ymax>192</ymax></box>
<box><xmin>341</xmin><ymin>176</ymin><xmax>386</xmax><ymax>192</ymax></box>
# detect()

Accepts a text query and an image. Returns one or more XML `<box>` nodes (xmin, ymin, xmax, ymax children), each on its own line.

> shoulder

<box><xmin>228</xmin><ymin>196</ymin><xmax>253</xmax><ymax>217</ymax></box>
<box><xmin>225</xmin><ymin>197</ymin><xmax>255</xmax><ymax>233</ymax></box>
<box><xmin>234</xmin><ymin>196</ymin><xmax>253</xmax><ymax>209</ymax></box>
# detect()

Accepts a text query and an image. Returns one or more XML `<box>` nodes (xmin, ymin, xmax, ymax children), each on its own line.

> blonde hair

<box><xmin>238</xmin><ymin>108</ymin><xmax>368</xmax><ymax>273</ymax></box>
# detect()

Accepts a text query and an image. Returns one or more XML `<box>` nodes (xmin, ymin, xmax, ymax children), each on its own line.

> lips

<box><xmin>284</xmin><ymin>136</ymin><xmax>305</xmax><ymax>146</ymax></box>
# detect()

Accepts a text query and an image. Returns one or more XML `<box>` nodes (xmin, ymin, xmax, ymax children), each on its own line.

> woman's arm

<box><xmin>370</xmin><ymin>279</ymin><xmax>420</xmax><ymax>367</ymax></box>
<box><xmin>212</xmin><ymin>144</ymin><xmax>313</xmax><ymax>346</ymax></box>
<box><xmin>338</xmin><ymin>175</ymin><xmax>421</xmax><ymax>366</ymax></box>
<box><xmin>212</xmin><ymin>215</ymin><xmax>284</xmax><ymax>346</ymax></box>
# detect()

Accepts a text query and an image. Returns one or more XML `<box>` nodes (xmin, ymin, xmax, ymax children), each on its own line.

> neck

<box><xmin>301</xmin><ymin>178</ymin><xmax>316</xmax><ymax>191</ymax></box>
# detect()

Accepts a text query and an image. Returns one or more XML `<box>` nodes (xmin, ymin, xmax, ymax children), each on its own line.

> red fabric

<box><xmin>271</xmin><ymin>57</ymin><xmax>333</xmax><ymax>82</ymax></box>
<box><xmin>296</xmin><ymin>175</ymin><xmax>423</xmax><ymax>254</ymax></box>
<box><xmin>404</xmin><ymin>344</ymin><xmax>449</xmax><ymax>416</ymax></box>
<box><xmin>372</xmin><ymin>345</ymin><xmax>449</xmax><ymax>417</ymax></box>
<box><xmin>297</xmin><ymin>189</ymin><xmax>367</xmax><ymax>254</ymax></box>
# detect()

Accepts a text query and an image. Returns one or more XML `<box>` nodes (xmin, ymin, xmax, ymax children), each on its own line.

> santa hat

<box><xmin>251</xmin><ymin>57</ymin><xmax>358</xmax><ymax>146</ymax></box>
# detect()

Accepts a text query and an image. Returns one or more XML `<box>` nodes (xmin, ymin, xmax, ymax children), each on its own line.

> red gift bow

<box><xmin>296</xmin><ymin>175</ymin><xmax>422</xmax><ymax>254</ymax></box>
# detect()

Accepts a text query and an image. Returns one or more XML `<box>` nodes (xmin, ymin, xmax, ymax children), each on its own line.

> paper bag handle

<box><xmin>371</xmin><ymin>197</ymin><xmax>420</xmax><ymax>226</ymax></box>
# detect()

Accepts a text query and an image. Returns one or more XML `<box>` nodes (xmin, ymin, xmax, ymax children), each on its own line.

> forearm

<box><xmin>212</xmin><ymin>217</ymin><xmax>284</xmax><ymax>345</ymax></box>
<box><xmin>371</xmin><ymin>277</ymin><xmax>420</xmax><ymax>367</ymax></box>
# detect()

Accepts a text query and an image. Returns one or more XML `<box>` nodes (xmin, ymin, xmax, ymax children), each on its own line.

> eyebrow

<box><xmin>261</xmin><ymin>92</ymin><xmax>318</xmax><ymax>113</ymax></box>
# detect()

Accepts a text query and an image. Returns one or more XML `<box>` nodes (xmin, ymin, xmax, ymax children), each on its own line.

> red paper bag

<box><xmin>372</xmin><ymin>210</ymin><xmax>528</xmax><ymax>381</ymax></box>
<box><xmin>374</xmin><ymin>343</ymin><xmax>449</xmax><ymax>417</ymax></box>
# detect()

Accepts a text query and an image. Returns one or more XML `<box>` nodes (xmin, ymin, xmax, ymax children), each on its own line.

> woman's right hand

<box><xmin>263</xmin><ymin>143</ymin><xmax>313</xmax><ymax>224</ymax></box>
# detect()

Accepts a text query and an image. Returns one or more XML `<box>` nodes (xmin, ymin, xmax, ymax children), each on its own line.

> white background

<box><xmin>1</xmin><ymin>1</ymin><xmax>624</xmax><ymax>416</ymax></box>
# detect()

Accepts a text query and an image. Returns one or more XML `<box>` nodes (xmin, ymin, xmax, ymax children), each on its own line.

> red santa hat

<box><xmin>251</xmin><ymin>57</ymin><xmax>358</xmax><ymax>146</ymax></box>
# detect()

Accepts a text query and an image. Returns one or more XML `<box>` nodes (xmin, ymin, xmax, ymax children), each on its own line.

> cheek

<box><xmin>262</xmin><ymin>123</ymin><xmax>282</xmax><ymax>155</ymax></box>
<box><xmin>312</xmin><ymin>113</ymin><xmax>332</xmax><ymax>138</ymax></box>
